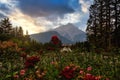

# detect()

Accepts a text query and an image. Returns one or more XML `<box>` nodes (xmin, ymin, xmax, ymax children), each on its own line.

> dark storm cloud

<box><xmin>18</xmin><ymin>0</ymin><xmax>79</xmax><ymax>17</ymax></box>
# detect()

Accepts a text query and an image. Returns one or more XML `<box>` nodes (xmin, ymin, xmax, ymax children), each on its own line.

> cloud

<box><xmin>35</xmin><ymin>11</ymin><xmax>82</xmax><ymax>31</ymax></box>
<box><xmin>9</xmin><ymin>9</ymin><xmax>45</xmax><ymax>34</ymax></box>
<box><xmin>0</xmin><ymin>0</ymin><xmax>18</xmax><ymax>17</ymax></box>
<box><xmin>79</xmin><ymin>0</ymin><xmax>93</xmax><ymax>13</ymax></box>
<box><xmin>13</xmin><ymin>0</ymin><xmax>83</xmax><ymax>33</ymax></box>
<box><xmin>0</xmin><ymin>0</ymin><xmax>45</xmax><ymax>34</ymax></box>
<box><xmin>18</xmin><ymin>0</ymin><xmax>79</xmax><ymax>17</ymax></box>
<box><xmin>0</xmin><ymin>0</ymin><xmax>93</xmax><ymax>34</ymax></box>
<box><xmin>0</xmin><ymin>0</ymin><xmax>18</xmax><ymax>10</ymax></box>
<box><xmin>0</xmin><ymin>1</ymin><xmax>11</xmax><ymax>17</ymax></box>
<box><xmin>0</xmin><ymin>9</ymin><xmax>7</xmax><ymax>17</ymax></box>
<box><xmin>56</xmin><ymin>12</ymin><xmax>81</xmax><ymax>25</ymax></box>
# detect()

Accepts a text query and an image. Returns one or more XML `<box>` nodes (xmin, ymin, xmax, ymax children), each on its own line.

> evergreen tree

<box><xmin>86</xmin><ymin>0</ymin><xmax>120</xmax><ymax>50</ymax></box>
<box><xmin>0</xmin><ymin>18</ymin><xmax>13</xmax><ymax>41</ymax></box>
<box><xmin>18</xmin><ymin>26</ymin><xmax>23</xmax><ymax>37</ymax></box>
<box><xmin>25</xmin><ymin>30</ymin><xmax>31</xmax><ymax>41</ymax></box>
<box><xmin>112</xmin><ymin>0</ymin><xmax>120</xmax><ymax>47</ymax></box>
<box><xmin>0</xmin><ymin>18</ymin><xmax>12</xmax><ymax>34</ymax></box>
<box><xmin>87</xmin><ymin>0</ymin><xmax>103</xmax><ymax>48</ymax></box>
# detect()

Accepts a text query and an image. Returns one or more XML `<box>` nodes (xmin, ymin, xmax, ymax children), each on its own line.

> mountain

<box><xmin>30</xmin><ymin>23</ymin><xmax>86</xmax><ymax>44</ymax></box>
<box><xmin>30</xmin><ymin>31</ymin><xmax>73</xmax><ymax>44</ymax></box>
<box><xmin>52</xmin><ymin>23</ymin><xmax>86</xmax><ymax>43</ymax></box>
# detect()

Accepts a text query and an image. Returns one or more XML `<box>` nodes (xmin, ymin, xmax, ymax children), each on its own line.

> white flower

<box><xmin>60</xmin><ymin>47</ymin><xmax>72</xmax><ymax>53</ymax></box>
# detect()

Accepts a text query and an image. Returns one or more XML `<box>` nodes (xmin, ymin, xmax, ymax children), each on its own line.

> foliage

<box><xmin>0</xmin><ymin>41</ymin><xmax>22</xmax><ymax>79</ymax></box>
<box><xmin>0</xmin><ymin>18</ymin><xmax>13</xmax><ymax>41</ymax></box>
<box><xmin>72</xmin><ymin>41</ymin><xmax>93</xmax><ymax>52</ymax></box>
<box><xmin>1</xmin><ymin>44</ymin><xmax>120</xmax><ymax>80</ymax></box>
<box><xmin>0</xmin><ymin>18</ymin><xmax>12</xmax><ymax>34</ymax></box>
<box><xmin>0</xmin><ymin>41</ymin><xmax>21</xmax><ymax>60</ymax></box>
<box><xmin>25</xmin><ymin>56</ymin><xmax>40</xmax><ymax>68</ymax></box>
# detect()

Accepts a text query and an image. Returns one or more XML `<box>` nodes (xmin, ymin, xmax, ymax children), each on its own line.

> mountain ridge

<box><xmin>52</xmin><ymin>23</ymin><xmax>86</xmax><ymax>42</ymax></box>
<box><xmin>30</xmin><ymin>23</ymin><xmax>86</xmax><ymax>44</ymax></box>
<box><xmin>30</xmin><ymin>31</ymin><xmax>73</xmax><ymax>44</ymax></box>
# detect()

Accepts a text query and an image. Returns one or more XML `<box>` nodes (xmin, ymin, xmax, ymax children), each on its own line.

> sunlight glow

<box><xmin>9</xmin><ymin>9</ymin><xmax>45</xmax><ymax>34</ymax></box>
<box><xmin>79</xmin><ymin>0</ymin><xmax>91</xmax><ymax>13</ymax></box>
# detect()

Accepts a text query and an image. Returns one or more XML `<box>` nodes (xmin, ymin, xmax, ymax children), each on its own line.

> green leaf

<box><xmin>5</xmin><ymin>74</ymin><xmax>11</xmax><ymax>78</ymax></box>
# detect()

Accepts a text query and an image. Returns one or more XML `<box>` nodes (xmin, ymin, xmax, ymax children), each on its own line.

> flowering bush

<box><xmin>35</xmin><ymin>69</ymin><xmax>47</xmax><ymax>79</ymax></box>
<box><xmin>83</xmin><ymin>73</ymin><xmax>101</xmax><ymax>80</ymax></box>
<box><xmin>51</xmin><ymin>35</ymin><xmax>60</xmax><ymax>45</ymax></box>
<box><xmin>60</xmin><ymin>64</ymin><xmax>78</xmax><ymax>79</ymax></box>
<box><xmin>0</xmin><ymin>40</ymin><xmax>118</xmax><ymax>80</ymax></box>
<box><xmin>25</xmin><ymin>56</ymin><xmax>40</xmax><ymax>68</ymax></box>
<box><xmin>0</xmin><ymin>41</ymin><xmax>21</xmax><ymax>54</ymax></box>
<box><xmin>60</xmin><ymin>64</ymin><xmax>107</xmax><ymax>80</ymax></box>
<box><xmin>0</xmin><ymin>41</ymin><xmax>22</xmax><ymax>62</ymax></box>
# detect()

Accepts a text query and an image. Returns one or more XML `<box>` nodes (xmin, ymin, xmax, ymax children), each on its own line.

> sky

<box><xmin>0</xmin><ymin>0</ymin><xmax>93</xmax><ymax>34</ymax></box>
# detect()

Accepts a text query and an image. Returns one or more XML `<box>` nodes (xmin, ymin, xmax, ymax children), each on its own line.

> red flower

<box><xmin>26</xmin><ymin>56</ymin><xmax>39</xmax><ymax>63</ymax></box>
<box><xmin>21</xmin><ymin>48</ymin><xmax>25</xmax><ymax>51</ymax></box>
<box><xmin>84</xmin><ymin>73</ymin><xmax>97</xmax><ymax>80</ymax></box>
<box><xmin>25</xmin><ymin>56</ymin><xmax>40</xmax><ymax>68</ymax></box>
<box><xmin>21</xmin><ymin>52</ymin><xmax>27</xmax><ymax>58</ymax></box>
<box><xmin>61</xmin><ymin>66</ymin><xmax>75</xmax><ymax>79</ymax></box>
<box><xmin>51</xmin><ymin>35</ymin><xmax>60</xmax><ymax>45</ymax></box>
<box><xmin>25</xmin><ymin>61</ymin><xmax>34</xmax><ymax>68</ymax></box>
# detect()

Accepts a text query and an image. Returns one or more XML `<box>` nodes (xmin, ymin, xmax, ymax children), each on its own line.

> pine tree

<box><xmin>112</xmin><ymin>0</ymin><xmax>120</xmax><ymax>47</ymax></box>
<box><xmin>18</xmin><ymin>26</ymin><xmax>23</xmax><ymax>37</ymax></box>
<box><xmin>25</xmin><ymin>30</ymin><xmax>31</xmax><ymax>41</ymax></box>
<box><xmin>86</xmin><ymin>0</ymin><xmax>120</xmax><ymax>50</ymax></box>
<box><xmin>87</xmin><ymin>0</ymin><xmax>103</xmax><ymax>48</ymax></box>
<box><xmin>0</xmin><ymin>18</ymin><xmax>13</xmax><ymax>41</ymax></box>
<box><xmin>0</xmin><ymin>18</ymin><xmax>12</xmax><ymax>34</ymax></box>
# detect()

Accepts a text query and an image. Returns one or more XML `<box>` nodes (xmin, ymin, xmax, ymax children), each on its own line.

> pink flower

<box><xmin>84</xmin><ymin>73</ymin><xmax>96</xmax><ymax>80</ymax></box>
<box><xmin>65</xmin><ymin>66</ymin><xmax>70</xmax><ymax>70</ymax></box>
<box><xmin>51</xmin><ymin>61</ymin><xmax>55</xmax><ymax>64</ymax></box>
<box><xmin>20</xmin><ymin>69</ymin><xmax>26</xmax><ymax>76</ymax></box>
<box><xmin>79</xmin><ymin>70</ymin><xmax>84</xmax><ymax>74</ymax></box>
<box><xmin>95</xmin><ymin>76</ymin><xmax>101</xmax><ymax>80</ymax></box>
<box><xmin>13</xmin><ymin>74</ymin><xmax>19</xmax><ymax>79</ymax></box>
<box><xmin>86</xmin><ymin>73</ymin><xmax>92</xmax><ymax>77</ymax></box>
<box><xmin>87</xmin><ymin>66</ymin><xmax>92</xmax><ymax>71</ymax></box>
<box><xmin>72</xmin><ymin>67</ymin><xmax>76</xmax><ymax>71</ymax></box>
